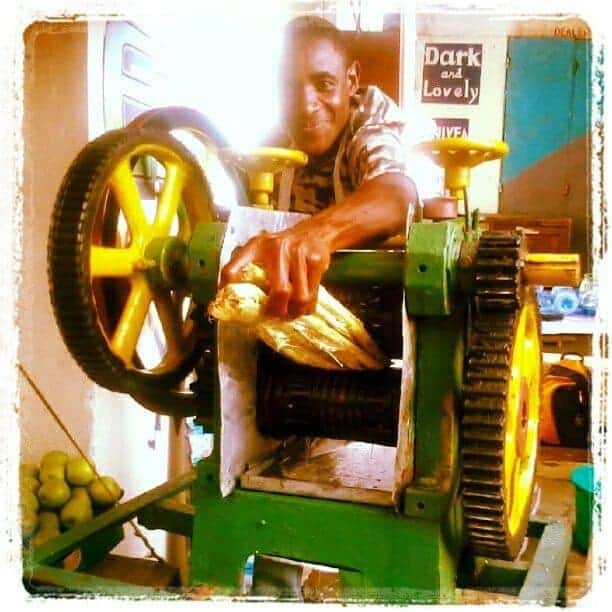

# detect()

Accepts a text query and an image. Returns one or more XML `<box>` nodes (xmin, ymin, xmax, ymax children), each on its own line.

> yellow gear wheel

<box><xmin>461</xmin><ymin>231</ymin><xmax>541</xmax><ymax>560</ymax></box>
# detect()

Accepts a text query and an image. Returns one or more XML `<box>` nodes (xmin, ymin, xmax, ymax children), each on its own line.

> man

<box><xmin>221</xmin><ymin>16</ymin><xmax>419</xmax><ymax>318</ymax></box>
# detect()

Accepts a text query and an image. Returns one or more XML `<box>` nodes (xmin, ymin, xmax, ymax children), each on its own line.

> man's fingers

<box><xmin>288</xmin><ymin>246</ymin><xmax>312</xmax><ymax>317</ymax></box>
<box><xmin>306</xmin><ymin>249</ymin><xmax>330</xmax><ymax>307</ymax></box>
<box><xmin>219</xmin><ymin>243</ymin><xmax>256</xmax><ymax>286</ymax></box>
<box><xmin>218</xmin><ymin>232</ymin><xmax>332</xmax><ymax>321</ymax></box>
<box><xmin>265</xmin><ymin>241</ymin><xmax>291</xmax><ymax>318</ymax></box>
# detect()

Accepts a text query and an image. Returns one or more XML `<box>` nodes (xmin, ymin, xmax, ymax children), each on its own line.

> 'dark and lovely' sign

<box><xmin>422</xmin><ymin>43</ymin><xmax>483</xmax><ymax>105</ymax></box>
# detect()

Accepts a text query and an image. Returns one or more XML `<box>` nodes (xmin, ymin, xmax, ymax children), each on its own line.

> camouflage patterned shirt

<box><xmin>284</xmin><ymin>85</ymin><xmax>412</xmax><ymax>214</ymax></box>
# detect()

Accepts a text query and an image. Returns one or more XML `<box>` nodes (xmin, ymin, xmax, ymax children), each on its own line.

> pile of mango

<box><xmin>20</xmin><ymin>450</ymin><xmax>124</xmax><ymax>547</ymax></box>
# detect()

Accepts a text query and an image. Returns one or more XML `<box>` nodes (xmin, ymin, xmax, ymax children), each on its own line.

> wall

<box><xmin>20</xmin><ymin>20</ymin><xmax>169</xmax><ymax>560</ymax></box>
<box><xmin>89</xmin><ymin>388</ymin><xmax>170</xmax><ymax>558</ymax></box>
<box><xmin>347</xmin><ymin>29</ymin><xmax>401</xmax><ymax>103</ymax></box>
<box><xmin>19</xmin><ymin>22</ymin><xmax>93</xmax><ymax>462</ymax></box>
<box><xmin>500</xmin><ymin>36</ymin><xmax>591</xmax><ymax>269</ymax></box>
<box><xmin>414</xmin><ymin>12</ymin><xmax>592</xmax><ymax>217</ymax></box>
<box><xmin>415</xmin><ymin>14</ymin><xmax>507</xmax><ymax>214</ymax></box>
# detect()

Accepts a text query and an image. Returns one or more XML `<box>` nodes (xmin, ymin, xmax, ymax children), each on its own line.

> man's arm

<box><xmin>220</xmin><ymin>172</ymin><xmax>417</xmax><ymax>318</ymax></box>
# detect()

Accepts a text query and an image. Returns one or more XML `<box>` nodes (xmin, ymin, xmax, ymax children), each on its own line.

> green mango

<box><xmin>20</xmin><ymin>475</ymin><xmax>40</xmax><ymax>494</ymax></box>
<box><xmin>20</xmin><ymin>489</ymin><xmax>40</xmax><ymax>514</ymax></box>
<box><xmin>37</xmin><ymin>479</ymin><xmax>71</xmax><ymax>509</ymax></box>
<box><xmin>60</xmin><ymin>488</ymin><xmax>94</xmax><ymax>529</ymax></box>
<box><xmin>39</xmin><ymin>463</ymin><xmax>66</xmax><ymax>483</ymax></box>
<box><xmin>40</xmin><ymin>450</ymin><xmax>69</xmax><ymax>468</ymax></box>
<box><xmin>71</xmin><ymin>486</ymin><xmax>91</xmax><ymax>500</ymax></box>
<box><xmin>31</xmin><ymin>526</ymin><xmax>60</xmax><ymax>548</ymax></box>
<box><xmin>65</xmin><ymin>457</ymin><xmax>96</xmax><ymax>486</ymax></box>
<box><xmin>88</xmin><ymin>476</ymin><xmax>124</xmax><ymax>507</ymax></box>
<box><xmin>20</xmin><ymin>463</ymin><xmax>39</xmax><ymax>479</ymax></box>
<box><xmin>21</xmin><ymin>508</ymin><xmax>39</xmax><ymax>539</ymax></box>
<box><xmin>38</xmin><ymin>511</ymin><xmax>60</xmax><ymax>531</ymax></box>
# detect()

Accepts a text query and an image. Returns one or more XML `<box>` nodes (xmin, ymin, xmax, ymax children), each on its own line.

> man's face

<box><xmin>280</xmin><ymin>36</ymin><xmax>359</xmax><ymax>157</ymax></box>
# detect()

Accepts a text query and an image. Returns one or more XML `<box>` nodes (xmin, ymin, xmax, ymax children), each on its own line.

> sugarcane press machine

<box><xmin>31</xmin><ymin>108</ymin><xmax>580</xmax><ymax>602</ymax></box>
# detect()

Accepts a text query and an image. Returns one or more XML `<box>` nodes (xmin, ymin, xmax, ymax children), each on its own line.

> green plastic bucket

<box><xmin>570</xmin><ymin>465</ymin><xmax>595</xmax><ymax>554</ymax></box>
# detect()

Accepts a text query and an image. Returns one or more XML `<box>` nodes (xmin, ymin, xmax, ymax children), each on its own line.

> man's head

<box><xmin>280</xmin><ymin>16</ymin><xmax>360</xmax><ymax>158</ymax></box>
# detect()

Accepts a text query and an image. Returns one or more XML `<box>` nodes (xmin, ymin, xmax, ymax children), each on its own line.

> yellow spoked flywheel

<box><xmin>127</xmin><ymin>106</ymin><xmax>249</xmax><ymax>211</ymax></box>
<box><xmin>48</xmin><ymin>127</ymin><xmax>214</xmax><ymax>394</ymax></box>
<box><xmin>461</xmin><ymin>231</ymin><xmax>542</xmax><ymax>560</ymax></box>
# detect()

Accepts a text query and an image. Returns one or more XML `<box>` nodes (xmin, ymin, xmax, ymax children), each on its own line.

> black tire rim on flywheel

<box><xmin>48</xmin><ymin>127</ymin><xmax>215</xmax><ymax>395</ymax></box>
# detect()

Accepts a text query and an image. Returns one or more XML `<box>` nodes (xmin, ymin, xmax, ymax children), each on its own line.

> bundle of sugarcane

<box><xmin>208</xmin><ymin>264</ymin><xmax>387</xmax><ymax>370</ymax></box>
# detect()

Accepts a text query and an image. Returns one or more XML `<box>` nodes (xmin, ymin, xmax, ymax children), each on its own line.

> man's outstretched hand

<box><xmin>220</xmin><ymin>174</ymin><xmax>416</xmax><ymax>319</ymax></box>
<box><xmin>220</xmin><ymin>225</ymin><xmax>332</xmax><ymax>319</ymax></box>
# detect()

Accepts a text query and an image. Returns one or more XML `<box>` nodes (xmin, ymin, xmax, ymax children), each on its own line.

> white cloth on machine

<box><xmin>217</xmin><ymin>207</ymin><xmax>309</xmax><ymax>497</ymax></box>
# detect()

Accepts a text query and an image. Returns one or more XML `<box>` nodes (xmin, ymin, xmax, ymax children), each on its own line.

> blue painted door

<box><xmin>500</xmin><ymin>37</ymin><xmax>592</xmax><ymax>268</ymax></box>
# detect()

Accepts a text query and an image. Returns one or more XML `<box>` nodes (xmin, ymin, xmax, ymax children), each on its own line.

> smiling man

<box><xmin>221</xmin><ymin>15</ymin><xmax>418</xmax><ymax>318</ymax></box>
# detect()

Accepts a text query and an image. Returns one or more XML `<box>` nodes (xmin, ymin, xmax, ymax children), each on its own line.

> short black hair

<box><xmin>283</xmin><ymin>15</ymin><xmax>352</xmax><ymax>64</ymax></box>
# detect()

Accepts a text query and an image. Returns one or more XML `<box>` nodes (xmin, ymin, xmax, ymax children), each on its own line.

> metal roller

<box><xmin>256</xmin><ymin>344</ymin><xmax>401</xmax><ymax>446</ymax></box>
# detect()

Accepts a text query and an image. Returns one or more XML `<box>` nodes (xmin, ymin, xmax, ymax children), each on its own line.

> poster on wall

<box><xmin>422</xmin><ymin>43</ymin><xmax>482</xmax><ymax>105</ymax></box>
<box><xmin>434</xmin><ymin>117</ymin><xmax>469</xmax><ymax>138</ymax></box>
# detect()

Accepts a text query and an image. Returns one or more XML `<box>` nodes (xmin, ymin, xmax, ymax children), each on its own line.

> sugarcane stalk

<box><xmin>208</xmin><ymin>264</ymin><xmax>387</xmax><ymax>370</ymax></box>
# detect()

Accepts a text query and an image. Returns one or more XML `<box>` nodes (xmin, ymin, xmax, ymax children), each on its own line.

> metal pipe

<box><xmin>166</xmin><ymin>417</ymin><xmax>191</xmax><ymax>585</ymax></box>
<box><xmin>523</xmin><ymin>253</ymin><xmax>581</xmax><ymax>287</ymax></box>
<box><xmin>324</xmin><ymin>250</ymin><xmax>405</xmax><ymax>285</ymax></box>
<box><xmin>325</xmin><ymin>250</ymin><xmax>582</xmax><ymax>290</ymax></box>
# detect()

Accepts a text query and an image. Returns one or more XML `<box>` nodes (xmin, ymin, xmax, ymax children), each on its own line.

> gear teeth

<box><xmin>462</xmin><ymin>474</ymin><xmax>503</xmax><ymax>487</ymax></box>
<box><xmin>475</xmin><ymin>259</ymin><xmax>520</xmax><ymax>271</ymax></box>
<box><xmin>462</xmin><ymin>457</ymin><xmax>503</xmax><ymax>471</ymax></box>
<box><xmin>461</xmin><ymin>230</ymin><xmax>534</xmax><ymax>561</ymax></box>
<box><xmin>463</xmin><ymin>488</ymin><xmax>504</xmax><ymax>501</ymax></box>
<box><xmin>466</xmin><ymin>519</ymin><xmax>505</xmax><ymax>531</ymax></box>
<box><xmin>476</xmin><ymin>272</ymin><xmax>520</xmax><ymax>282</ymax></box>
<box><xmin>462</xmin><ymin>413</ymin><xmax>504</xmax><ymax>426</ymax></box>
<box><xmin>467</xmin><ymin>356</ymin><xmax>510</xmax><ymax>367</ymax></box>
<box><xmin>473</xmin><ymin>232</ymin><xmax>523</xmax><ymax>314</ymax></box>
<box><xmin>465</xmin><ymin>368</ymin><xmax>509</xmax><ymax>382</ymax></box>
<box><xmin>464</xmin><ymin>510</ymin><xmax>504</xmax><ymax>521</ymax></box>
<box><xmin>469</xmin><ymin>532</ymin><xmax>508</xmax><ymax>542</ymax></box>
<box><xmin>462</xmin><ymin>427</ymin><xmax>503</xmax><ymax>442</ymax></box>
<box><xmin>462</xmin><ymin>384</ymin><xmax>508</xmax><ymax>398</ymax></box>
<box><xmin>463</xmin><ymin>402</ymin><xmax>505</xmax><ymax>414</ymax></box>
<box><xmin>464</xmin><ymin>503</ymin><xmax>505</xmax><ymax>514</ymax></box>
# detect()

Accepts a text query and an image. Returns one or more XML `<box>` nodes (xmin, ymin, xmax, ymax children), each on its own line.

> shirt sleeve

<box><xmin>345</xmin><ymin>121</ymin><xmax>411</xmax><ymax>187</ymax></box>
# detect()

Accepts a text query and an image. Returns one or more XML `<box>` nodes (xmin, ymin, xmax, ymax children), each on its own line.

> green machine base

<box><xmin>191</xmin><ymin>458</ymin><xmax>461</xmax><ymax>603</ymax></box>
<box><xmin>186</xmin><ymin>222</ymin><xmax>466</xmax><ymax>603</ymax></box>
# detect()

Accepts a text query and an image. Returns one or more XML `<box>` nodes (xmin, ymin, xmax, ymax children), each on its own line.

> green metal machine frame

<box><xmin>25</xmin><ymin>219</ymin><xmax>573</xmax><ymax>604</ymax></box>
<box><xmin>186</xmin><ymin>221</ymin><xmax>467</xmax><ymax>603</ymax></box>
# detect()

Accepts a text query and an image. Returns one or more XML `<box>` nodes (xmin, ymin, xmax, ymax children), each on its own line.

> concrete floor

<box><xmin>533</xmin><ymin>445</ymin><xmax>592</xmax><ymax>606</ymax></box>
